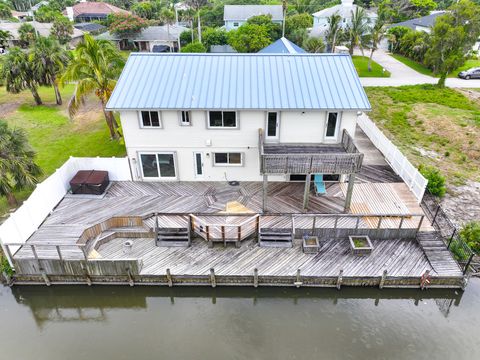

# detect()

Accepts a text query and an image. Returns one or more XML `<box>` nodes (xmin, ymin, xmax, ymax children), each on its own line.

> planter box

<box><xmin>302</xmin><ymin>236</ymin><xmax>320</xmax><ymax>254</ymax></box>
<box><xmin>349</xmin><ymin>235</ymin><xmax>373</xmax><ymax>256</ymax></box>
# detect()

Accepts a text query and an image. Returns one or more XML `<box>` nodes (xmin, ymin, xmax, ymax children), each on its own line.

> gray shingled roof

<box><xmin>223</xmin><ymin>5</ymin><xmax>284</xmax><ymax>21</ymax></box>
<box><xmin>388</xmin><ymin>12</ymin><xmax>446</xmax><ymax>30</ymax></box>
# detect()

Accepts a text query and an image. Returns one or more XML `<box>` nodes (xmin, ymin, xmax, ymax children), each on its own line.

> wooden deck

<box><xmin>93</xmin><ymin>236</ymin><xmax>462</xmax><ymax>278</ymax></box>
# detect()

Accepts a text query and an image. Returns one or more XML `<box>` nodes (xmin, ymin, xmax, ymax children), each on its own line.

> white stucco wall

<box><xmin>119</xmin><ymin>109</ymin><xmax>359</xmax><ymax>181</ymax></box>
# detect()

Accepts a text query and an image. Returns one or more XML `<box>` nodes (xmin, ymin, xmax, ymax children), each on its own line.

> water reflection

<box><xmin>10</xmin><ymin>285</ymin><xmax>463</xmax><ymax>329</ymax></box>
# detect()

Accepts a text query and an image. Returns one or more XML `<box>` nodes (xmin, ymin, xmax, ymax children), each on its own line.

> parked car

<box><xmin>458</xmin><ymin>67</ymin><xmax>480</xmax><ymax>79</ymax></box>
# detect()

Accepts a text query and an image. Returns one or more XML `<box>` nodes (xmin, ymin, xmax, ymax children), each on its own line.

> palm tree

<box><xmin>0</xmin><ymin>30</ymin><xmax>11</xmax><ymax>49</ymax></box>
<box><xmin>367</xmin><ymin>21</ymin><xmax>385</xmax><ymax>72</ymax></box>
<box><xmin>61</xmin><ymin>34</ymin><xmax>125</xmax><ymax>140</ymax></box>
<box><xmin>30</xmin><ymin>36</ymin><xmax>69</xmax><ymax>105</ymax></box>
<box><xmin>185</xmin><ymin>0</ymin><xmax>208</xmax><ymax>43</ymax></box>
<box><xmin>0</xmin><ymin>121</ymin><xmax>41</xmax><ymax>207</ymax></box>
<box><xmin>326</xmin><ymin>13</ymin><xmax>342</xmax><ymax>53</ymax></box>
<box><xmin>303</xmin><ymin>37</ymin><xmax>325</xmax><ymax>53</ymax></box>
<box><xmin>0</xmin><ymin>47</ymin><xmax>42</xmax><ymax>105</ymax></box>
<box><xmin>160</xmin><ymin>8</ymin><xmax>176</xmax><ymax>52</ymax></box>
<box><xmin>18</xmin><ymin>23</ymin><xmax>36</xmax><ymax>48</ymax></box>
<box><xmin>346</xmin><ymin>7</ymin><xmax>370</xmax><ymax>55</ymax></box>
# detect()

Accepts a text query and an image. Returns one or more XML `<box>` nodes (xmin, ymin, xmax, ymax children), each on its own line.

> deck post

<box><xmin>166</xmin><ymin>268</ymin><xmax>173</xmax><ymax>287</ymax></box>
<box><xmin>127</xmin><ymin>267</ymin><xmax>134</xmax><ymax>287</ymax></box>
<box><xmin>336</xmin><ymin>269</ymin><xmax>343</xmax><ymax>290</ymax></box>
<box><xmin>447</xmin><ymin>229</ymin><xmax>456</xmax><ymax>249</ymax></box>
<box><xmin>30</xmin><ymin>245</ymin><xmax>42</xmax><ymax>272</ymax></box>
<box><xmin>262</xmin><ymin>174</ymin><xmax>268</xmax><ymax>213</ymax></box>
<box><xmin>253</xmin><ymin>268</ymin><xmax>259</xmax><ymax>288</ymax></box>
<box><xmin>255</xmin><ymin>216</ymin><xmax>260</xmax><ymax>243</ymax></box>
<box><xmin>210</xmin><ymin>268</ymin><xmax>216</xmax><ymax>288</ymax></box>
<box><xmin>294</xmin><ymin>269</ymin><xmax>302</xmax><ymax>288</ymax></box>
<box><xmin>379</xmin><ymin>269</ymin><xmax>387</xmax><ymax>289</ymax></box>
<box><xmin>303</xmin><ymin>173</ymin><xmax>311</xmax><ymax>211</ymax></box>
<box><xmin>463</xmin><ymin>254</ymin><xmax>474</xmax><ymax>275</ymax></box>
<box><xmin>344</xmin><ymin>173</ymin><xmax>356</xmax><ymax>213</ymax></box>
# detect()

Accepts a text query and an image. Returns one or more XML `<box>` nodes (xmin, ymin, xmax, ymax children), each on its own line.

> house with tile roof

<box><xmin>65</xmin><ymin>1</ymin><xmax>130</xmax><ymax>22</ymax></box>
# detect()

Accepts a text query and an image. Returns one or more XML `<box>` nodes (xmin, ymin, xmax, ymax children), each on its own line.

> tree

<box><xmin>285</xmin><ymin>13</ymin><xmax>313</xmax><ymax>38</ymax></box>
<box><xmin>0</xmin><ymin>47</ymin><xmax>42</xmax><ymax>105</ymax></box>
<box><xmin>159</xmin><ymin>8</ymin><xmax>175</xmax><ymax>51</ymax></box>
<box><xmin>180</xmin><ymin>41</ymin><xmax>206</xmax><ymax>52</ymax></box>
<box><xmin>108</xmin><ymin>13</ymin><xmax>148</xmax><ymax>36</ymax></box>
<box><xmin>425</xmin><ymin>0</ymin><xmax>480</xmax><ymax>87</ymax></box>
<box><xmin>30</xmin><ymin>36</ymin><xmax>69</xmax><ymax>105</ymax></box>
<box><xmin>34</xmin><ymin>6</ymin><xmax>62</xmax><ymax>23</ymax></box>
<box><xmin>61</xmin><ymin>35</ymin><xmax>125</xmax><ymax>139</ymax></box>
<box><xmin>51</xmin><ymin>16</ymin><xmax>74</xmax><ymax>45</ymax></box>
<box><xmin>0</xmin><ymin>30</ymin><xmax>12</xmax><ymax>48</ymax></box>
<box><xmin>346</xmin><ymin>7</ymin><xmax>370</xmax><ymax>55</ymax></box>
<box><xmin>185</xmin><ymin>0</ymin><xmax>208</xmax><ymax>43</ymax></box>
<box><xmin>367</xmin><ymin>21</ymin><xmax>385</xmax><ymax>72</ymax></box>
<box><xmin>0</xmin><ymin>121</ymin><xmax>41</xmax><ymax>207</ymax></box>
<box><xmin>0</xmin><ymin>3</ymin><xmax>12</xmax><ymax>19</ymax></box>
<box><xmin>325</xmin><ymin>13</ymin><xmax>342</xmax><ymax>52</ymax></box>
<box><xmin>378</xmin><ymin>0</ymin><xmax>437</xmax><ymax>23</ymax></box>
<box><xmin>387</xmin><ymin>26</ymin><xmax>410</xmax><ymax>53</ymax></box>
<box><xmin>247</xmin><ymin>15</ymin><xmax>282</xmax><ymax>41</ymax></box>
<box><xmin>202</xmin><ymin>27</ymin><xmax>228</xmax><ymax>51</ymax></box>
<box><xmin>18</xmin><ymin>23</ymin><xmax>36</xmax><ymax>48</ymax></box>
<box><xmin>228</xmin><ymin>23</ymin><xmax>271</xmax><ymax>53</ymax></box>
<box><xmin>131</xmin><ymin>1</ymin><xmax>156</xmax><ymax>20</ymax></box>
<box><xmin>303</xmin><ymin>36</ymin><xmax>325</xmax><ymax>53</ymax></box>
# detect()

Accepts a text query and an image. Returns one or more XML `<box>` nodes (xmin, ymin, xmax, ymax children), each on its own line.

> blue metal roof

<box><xmin>259</xmin><ymin>37</ymin><xmax>307</xmax><ymax>54</ymax></box>
<box><xmin>106</xmin><ymin>53</ymin><xmax>371</xmax><ymax>111</ymax></box>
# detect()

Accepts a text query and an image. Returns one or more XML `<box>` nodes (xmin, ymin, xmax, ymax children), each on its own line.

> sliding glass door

<box><xmin>139</xmin><ymin>152</ymin><xmax>176</xmax><ymax>179</ymax></box>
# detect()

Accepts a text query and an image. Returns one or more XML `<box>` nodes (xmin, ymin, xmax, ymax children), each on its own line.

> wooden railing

<box><xmin>259</xmin><ymin>129</ymin><xmax>364</xmax><ymax>175</ymax></box>
<box><xmin>190</xmin><ymin>214</ymin><xmax>260</xmax><ymax>245</ymax></box>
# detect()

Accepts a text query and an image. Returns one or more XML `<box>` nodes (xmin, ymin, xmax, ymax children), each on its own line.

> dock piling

<box><xmin>166</xmin><ymin>268</ymin><xmax>173</xmax><ymax>287</ymax></box>
<box><xmin>210</xmin><ymin>268</ymin><xmax>216</xmax><ymax>288</ymax></box>
<box><xmin>336</xmin><ymin>270</ymin><xmax>343</xmax><ymax>290</ymax></box>
<box><xmin>253</xmin><ymin>268</ymin><xmax>258</xmax><ymax>288</ymax></box>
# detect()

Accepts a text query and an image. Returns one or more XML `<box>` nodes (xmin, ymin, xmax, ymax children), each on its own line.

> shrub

<box><xmin>0</xmin><ymin>254</ymin><xmax>13</xmax><ymax>277</ymax></box>
<box><xmin>459</xmin><ymin>221</ymin><xmax>480</xmax><ymax>254</ymax></box>
<box><xmin>419</xmin><ymin>164</ymin><xmax>446</xmax><ymax>197</ymax></box>
<box><xmin>109</xmin><ymin>13</ymin><xmax>148</xmax><ymax>36</ymax></box>
<box><xmin>181</xmin><ymin>41</ymin><xmax>206</xmax><ymax>53</ymax></box>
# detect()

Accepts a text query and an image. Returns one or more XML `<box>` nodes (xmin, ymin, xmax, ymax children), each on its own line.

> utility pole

<box><xmin>282</xmin><ymin>0</ymin><xmax>287</xmax><ymax>38</ymax></box>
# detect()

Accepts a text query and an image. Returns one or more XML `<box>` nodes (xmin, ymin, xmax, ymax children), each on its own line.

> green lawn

<box><xmin>366</xmin><ymin>85</ymin><xmax>480</xmax><ymax>187</ymax></box>
<box><xmin>391</xmin><ymin>54</ymin><xmax>480</xmax><ymax>78</ymax></box>
<box><xmin>352</xmin><ymin>55</ymin><xmax>391</xmax><ymax>77</ymax></box>
<box><xmin>0</xmin><ymin>85</ymin><xmax>126</xmax><ymax>215</ymax></box>
<box><xmin>390</xmin><ymin>54</ymin><xmax>434</xmax><ymax>76</ymax></box>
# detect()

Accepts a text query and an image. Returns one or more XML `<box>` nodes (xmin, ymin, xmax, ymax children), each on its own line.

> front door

<box><xmin>194</xmin><ymin>152</ymin><xmax>204</xmax><ymax>178</ymax></box>
<box><xmin>265</xmin><ymin>112</ymin><xmax>279</xmax><ymax>142</ymax></box>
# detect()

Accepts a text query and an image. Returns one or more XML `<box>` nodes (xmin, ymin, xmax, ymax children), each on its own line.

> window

<box><xmin>180</xmin><ymin>111</ymin><xmax>191</xmax><ymax>126</ymax></box>
<box><xmin>139</xmin><ymin>153</ymin><xmax>176</xmax><ymax>179</ymax></box>
<box><xmin>325</xmin><ymin>112</ymin><xmax>339</xmax><ymax>138</ymax></box>
<box><xmin>266</xmin><ymin>112</ymin><xmax>278</xmax><ymax>138</ymax></box>
<box><xmin>140</xmin><ymin>111</ymin><xmax>161</xmax><ymax>128</ymax></box>
<box><xmin>233</xmin><ymin>22</ymin><xmax>239</xmax><ymax>27</ymax></box>
<box><xmin>208</xmin><ymin>111</ymin><xmax>237</xmax><ymax>128</ymax></box>
<box><xmin>213</xmin><ymin>152</ymin><xmax>242</xmax><ymax>166</ymax></box>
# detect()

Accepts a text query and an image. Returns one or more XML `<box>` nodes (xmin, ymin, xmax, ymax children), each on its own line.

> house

<box><xmin>259</xmin><ymin>37</ymin><xmax>306</xmax><ymax>54</ymax></box>
<box><xmin>96</xmin><ymin>25</ymin><xmax>188</xmax><ymax>52</ymax></box>
<box><xmin>0</xmin><ymin>22</ymin><xmax>85</xmax><ymax>47</ymax></box>
<box><xmin>106</xmin><ymin>52</ymin><xmax>370</xmax><ymax>215</ymax></box>
<box><xmin>11</xmin><ymin>10</ymin><xmax>28</xmax><ymax>21</ymax></box>
<box><xmin>311</xmin><ymin>0</ymin><xmax>377</xmax><ymax>37</ymax></box>
<box><xmin>28</xmin><ymin>0</ymin><xmax>49</xmax><ymax>17</ymax></box>
<box><xmin>65</xmin><ymin>1</ymin><xmax>130</xmax><ymax>22</ymax></box>
<box><xmin>388</xmin><ymin>11</ymin><xmax>446</xmax><ymax>34</ymax></box>
<box><xmin>1</xmin><ymin>52</ymin><xmax>467</xmax><ymax>288</ymax></box>
<box><xmin>223</xmin><ymin>5</ymin><xmax>284</xmax><ymax>31</ymax></box>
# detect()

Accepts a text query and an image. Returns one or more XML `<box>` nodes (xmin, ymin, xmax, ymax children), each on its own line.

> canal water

<box><xmin>1</xmin><ymin>280</ymin><xmax>480</xmax><ymax>360</ymax></box>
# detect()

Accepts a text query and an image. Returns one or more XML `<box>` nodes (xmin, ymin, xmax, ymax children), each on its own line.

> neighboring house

<box><xmin>311</xmin><ymin>0</ymin><xmax>377</xmax><ymax>37</ymax></box>
<box><xmin>210</xmin><ymin>44</ymin><xmax>237</xmax><ymax>53</ymax></box>
<box><xmin>74</xmin><ymin>22</ymin><xmax>107</xmax><ymax>35</ymax></box>
<box><xmin>11</xmin><ymin>10</ymin><xmax>28</xmax><ymax>21</ymax></box>
<box><xmin>96</xmin><ymin>25</ymin><xmax>188</xmax><ymax>52</ymax></box>
<box><xmin>65</xmin><ymin>1</ymin><xmax>130</xmax><ymax>22</ymax></box>
<box><xmin>106</xmin><ymin>53</ymin><xmax>370</xmax><ymax>185</ymax></box>
<box><xmin>259</xmin><ymin>37</ymin><xmax>306</xmax><ymax>54</ymax></box>
<box><xmin>223</xmin><ymin>5</ymin><xmax>284</xmax><ymax>31</ymax></box>
<box><xmin>0</xmin><ymin>22</ymin><xmax>85</xmax><ymax>47</ymax></box>
<box><xmin>388</xmin><ymin>11</ymin><xmax>446</xmax><ymax>34</ymax></box>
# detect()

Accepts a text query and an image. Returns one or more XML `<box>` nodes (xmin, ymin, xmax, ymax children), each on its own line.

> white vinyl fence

<box><xmin>0</xmin><ymin>157</ymin><xmax>131</xmax><ymax>265</ymax></box>
<box><xmin>358</xmin><ymin>113</ymin><xmax>427</xmax><ymax>203</ymax></box>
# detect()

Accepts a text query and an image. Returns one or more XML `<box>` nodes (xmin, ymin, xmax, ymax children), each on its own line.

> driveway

<box><xmin>357</xmin><ymin>49</ymin><xmax>480</xmax><ymax>88</ymax></box>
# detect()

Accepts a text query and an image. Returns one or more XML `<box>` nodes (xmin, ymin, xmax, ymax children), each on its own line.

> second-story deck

<box><xmin>259</xmin><ymin>129</ymin><xmax>364</xmax><ymax>175</ymax></box>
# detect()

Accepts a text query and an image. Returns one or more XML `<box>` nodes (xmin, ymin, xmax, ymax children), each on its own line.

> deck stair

<box><xmin>259</xmin><ymin>228</ymin><xmax>293</xmax><ymax>248</ymax></box>
<box><xmin>156</xmin><ymin>227</ymin><xmax>191</xmax><ymax>247</ymax></box>
<box><xmin>416</xmin><ymin>231</ymin><xmax>462</xmax><ymax>275</ymax></box>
